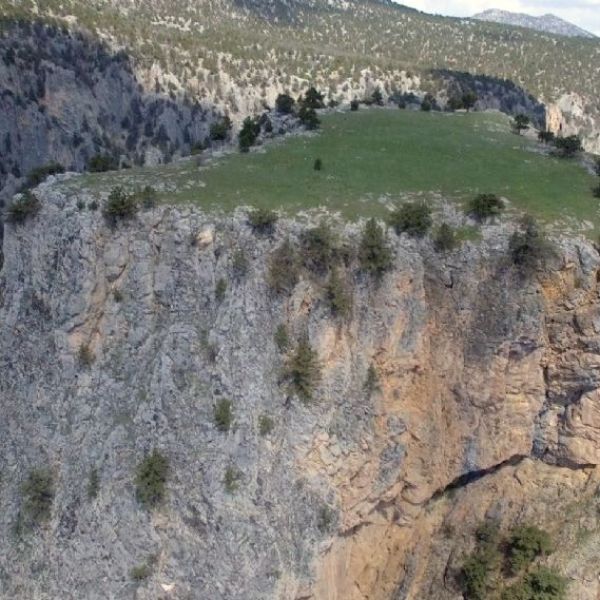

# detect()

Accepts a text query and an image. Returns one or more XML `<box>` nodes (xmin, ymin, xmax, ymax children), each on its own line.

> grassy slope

<box><xmin>68</xmin><ymin>109</ymin><xmax>598</xmax><ymax>229</ymax></box>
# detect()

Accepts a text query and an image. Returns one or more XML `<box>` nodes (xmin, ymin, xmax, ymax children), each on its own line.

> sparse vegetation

<box><xmin>506</xmin><ymin>525</ymin><xmax>553</xmax><ymax>574</ymax></box>
<box><xmin>213</xmin><ymin>398</ymin><xmax>233</xmax><ymax>432</ymax></box>
<box><xmin>509</xmin><ymin>216</ymin><xmax>556</xmax><ymax>273</ymax></box>
<box><xmin>239</xmin><ymin>116</ymin><xmax>260</xmax><ymax>152</ymax></box>
<box><xmin>434</xmin><ymin>223</ymin><xmax>458</xmax><ymax>252</ymax></box>
<box><xmin>135</xmin><ymin>450</ymin><xmax>169</xmax><ymax>509</ymax></box>
<box><xmin>4</xmin><ymin>191</ymin><xmax>41</xmax><ymax>224</ymax></box>
<box><xmin>364</xmin><ymin>364</ymin><xmax>379</xmax><ymax>396</ymax></box>
<box><xmin>467</xmin><ymin>193</ymin><xmax>504</xmax><ymax>221</ymax></box>
<box><xmin>317</xmin><ymin>505</ymin><xmax>335</xmax><ymax>532</ymax></box>
<box><xmin>231</xmin><ymin>249</ymin><xmax>248</xmax><ymax>277</ymax></box>
<box><xmin>268</xmin><ymin>238</ymin><xmax>300</xmax><ymax>293</ymax></box>
<box><xmin>325</xmin><ymin>269</ymin><xmax>352</xmax><ymax>317</ymax></box>
<box><xmin>26</xmin><ymin>162</ymin><xmax>64</xmax><ymax>187</ymax></box>
<box><xmin>275</xmin><ymin>93</ymin><xmax>295</xmax><ymax>114</ymax></box>
<box><xmin>215</xmin><ymin>278</ymin><xmax>227</xmax><ymax>302</ymax></box>
<box><xmin>21</xmin><ymin>468</ymin><xmax>54</xmax><ymax>527</ymax></box>
<box><xmin>274</xmin><ymin>323</ymin><xmax>290</xmax><ymax>352</ymax></box>
<box><xmin>259</xmin><ymin>415</ymin><xmax>275</xmax><ymax>436</ymax></box>
<box><xmin>223</xmin><ymin>466</ymin><xmax>242</xmax><ymax>493</ymax></box>
<box><xmin>285</xmin><ymin>337</ymin><xmax>321</xmax><ymax>402</ymax></box>
<box><xmin>301</xmin><ymin>221</ymin><xmax>338</xmax><ymax>273</ymax></box>
<box><xmin>460</xmin><ymin>521</ymin><xmax>563</xmax><ymax>600</ymax></box>
<box><xmin>88</xmin><ymin>154</ymin><xmax>117</xmax><ymax>173</ymax></box>
<box><xmin>78</xmin><ymin>343</ymin><xmax>95</xmax><ymax>367</ymax></box>
<box><xmin>87</xmin><ymin>468</ymin><xmax>99</xmax><ymax>499</ymax></box>
<box><xmin>210</xmin><ymin>116</ymin><xmax>232</xmax><ymax>141</ymax></box>
<box><xmin>512</xmin><ymin>113</ymin><xmax>530</xmax><ymax>134</ymax></box>
<box><xmin>103</xmin><ymin>186</ymin><xmax>139</xmax><ymax>223</ymax></box>
<box><xmin>248</xmin><ymin>207</ymin><xmax>278</xmax><ymax>234</ymax></box>
<box><xmin>389</xmin><ymin>202</ymin><xmax>432</xmax><ymax>237</ymax></box>
<box><xmin>358</xmin><ymin>218</ymin><xmax>393</xmax><ymax>278</ymax></box>
<box><xmin>553</xmin><ymin>134</ymin><xmax>582</xmax><ymax>158</ymax></box>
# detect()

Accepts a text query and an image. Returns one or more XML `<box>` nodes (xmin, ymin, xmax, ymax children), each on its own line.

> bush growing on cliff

<box><xmin>501</xmin><ymin>567</ymin><xmax>567</xmax><ymax>600</ymax></box>
<box><xmin>26</xmin><ymin>162</ymin><xmax>64</xmax><ymax>187</ymax></box>
<box><xmin>285</xmin><ymin>337</ymin><xmax>321</xmax><ymax>402</ymax></box>
<box><xmin>509</xmin><ymin>216</ymin><xmax>556</xmax><ymax>273</ymax></box>
<box><xmin>358</xmin><ymin>218</ymin><xmax>393</xmax><ymax>278</ymax></box>
<box><xmin>22</xmin><ymin>468</ymin><xmax>54</xmax><ymax>526</ymax></box>
<box><xmin>135</xmin><ymin>450</ymin><xmax>169</xmax><ymax>509</ymax></box>
<box><xmin>78</xmin><ymin>343</ymin><xmax>95</xmax><ymax>367</ymax></box>
<box><xmin>209</xmin><ymin>116</ymin><xmax>232</xmax><ymax>141</ymax></box>
<box><xmin>274</xmin><ymin>323</ymin><xmax>290</xmax><ymax>352</ymax></box>
<box><xmin>213</xmin><ymin>398</ymin><xmax>233</xmax><ymax>432</ymax></box>
<box><xmin>87</xmin><ymin>468</ymin><xmax>99</xmax><ymax>500</ymax></box>
<box><xmin>223</xmin><ymin>466</ymin><xmax>242</xmax><ymax>493</ymax></box>
<box><xmin>434</xmin><ymin>223</ymin><xmax>459</xmax><ymax>252</ymax></box>
<box><xmin>88</xmin><ymin>154</ymin><xmax>117</xmax><ymax>173</ymax></box>
<box><xmin>301</xmin><ymin>220</ymin><xmax>338</xmax><ymax>273</ymax></box>
<box><xmin>215</xmin><ymin>278</ymin><xmax>227</xmax><ymax>302</ymax></box>
<box><xmin>389</xmin><ymin>202</ymin><xmax>432</xmax><ymax>237</ymax></box>
<box><xmin>259</xmin><ymin>415</ymin><xmax>275</xmax><ymax>436</ymax></box>
<box><xmin>468</xmin><ymin>193</ymin><xmax>504</xmax><ymax>221</ymax></box>
<box><xmin>248</xmin><ymin>207</ymin><xmax>278</xmax><ymax>234</ymax></box>
<box><xmin>325</xmin><ymin>269</ymin><xmax>352</xmax><ymax>317</ymax></box>
<box><xmin>298</xmin><ymin>105</ymin><xmax>320</xmax><ymax>130</ymax></box>
<box><xmin>506</xmin><ymin>525</ymin><xmax>553</xmax><ymax>574</ymax></box>
<box><xmin>104</xmin><ymin>186</ymin><xmax>139</xmax><ymax>223</ymax></box>
<box><xmin>268</xmin><ymin>238</ymin><xmax>300</xmax><ymax>293</ymax></box>
<box><xmin>4</xmin><ymin>191</ymin><xmax>41</xmax><ymax>224</ymax></box>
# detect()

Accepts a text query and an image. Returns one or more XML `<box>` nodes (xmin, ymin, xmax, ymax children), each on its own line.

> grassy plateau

<box><xmin>65</xmin><ymin>109</ymin><xmax>599</xmax><ymax>230</ymax></box>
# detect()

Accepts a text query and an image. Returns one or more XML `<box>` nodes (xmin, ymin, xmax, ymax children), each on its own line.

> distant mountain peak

<box><xmin>472</xmin><ymin>8</ymin><xmax>596</xmax><ymax>39</ymax></box>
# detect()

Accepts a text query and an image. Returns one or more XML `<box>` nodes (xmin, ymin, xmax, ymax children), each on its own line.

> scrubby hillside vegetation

<box><xmin>0</xmin><ymin>0</ymin><xmax>600</xmax><ymax>198</ymax></box>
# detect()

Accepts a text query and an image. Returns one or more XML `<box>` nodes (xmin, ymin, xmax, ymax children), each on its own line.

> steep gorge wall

<box><xmin>2</xmin><ymin>181</ymin><xmax>600</xmax><ymax>598</ymax></box>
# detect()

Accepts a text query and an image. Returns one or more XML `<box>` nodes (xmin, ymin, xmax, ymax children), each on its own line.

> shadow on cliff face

<box><xmin>430</xmin><ymin>69</ymin><xmax>547</xmax><ymax>128</ymax></box>
<box><xmin>0</xmin><ymin>18</ymin><xmax>225</xmax><ymax>210</ymax></box>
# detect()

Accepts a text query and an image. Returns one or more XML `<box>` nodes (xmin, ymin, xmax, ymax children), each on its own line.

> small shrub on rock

<box><xmin>506</xmin><ymin>525</ymin><xmax>553</xmax><ymax>574</ymax></box>
<box><xmin>325</xmin><ymin>269</ymin><xmax>352</xmax><ymax>317</ymax></box>
<box><xmin>389</xmin><ymin>202</ymin><xmax>432</xmax><ymax>237</ymax></box>
<box><xmin>268</xmin><ymin>238</ymin><xmax>300</xmax><ymax>293</ymax></box>
<box><xmin>104</xmin><ymin>186</ymin><xmax>138</xmax><ymax>223</ymax></box>
<box><xmin>78</xmin><ymin>343</ymin><xmax>95</xmax><ymax>367</ymax></box>
<box><xmin>87</xmin><ymin>468</ymin><xmax>99</xmax><ymax>499</ymax></box>
<box><xmin>301</xmin><ymin>220</ymin><xmax>338</xmax><ymax>273</ymax></box>
<box><xmin>285</xmin><ymin>337</ymin><xmax>321</xmax><ymax>402</ymax></box>
<box><xmin>509</xmin><ymin>216</ymin><xmax>556</xmax><ymax>273</ymax></box>
<box><xmin>26</xmin><ymin>162</ymin><xmax>64</xmax><ymax>187</ymax></box>
<box><xmin>434</xmin><ymin>223</ymin><xmax>458</xmax><ymax>252</ymax></box>
<box><xmin>215</xmin><ymin>278</ymin><xmax>227</xmax><ymax>302</ymax></box>
<box><xmin>135</xmin><ymin>450</ymin><xmax>169</xmax><ymax>509</ymax></box>
<box><xmin>468</xmin><ymin>193</ymin><xmax>504</xmax><ymax>222</ymax></box>
<box><xmin>22</xmin><ymin>468</ymin><xmax>54</xmax><ymax>526</ymax></box>
<box><xmin>223</xmin><ymin>466</ymin><xmax>242</xmax><ymax>493</ymax></box>
<box><xmin>274</xmin><ymin>324</ymin><xmax>290</xmax><ymax>352</ymax></box>
<box><xmin>248</xmin><ymin>207</ymin><xmax>278</xmax><ymax>234</ymax></box>
<box><xmin>258</xmin><ymin>415</ymin><xmax>274</xmax><ymax>436</ymax></box>
<box><xmin>5</xmin><ymin>191</ymin><xmax>41</xmax><ymax>224</ymax></box>
<box><xmin>358</xmin><ymin>218</ymin><xmax>393</xmax><ymax>278</ymax></box>
<box><xmin>88</xmin><ymin>154</ymin><xmax>117</xmax><ymax>173</ymax></box>
<box><xmin>213</xmin><ymin>398</ymin><xmax>233</xmax><ymax>432</ymax></box>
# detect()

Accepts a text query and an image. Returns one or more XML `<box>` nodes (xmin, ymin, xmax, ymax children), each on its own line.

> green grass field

<box><xmin>66</xmin><ymin>109</ymin><xmax>599</xmax><ymax>231</ymax></box>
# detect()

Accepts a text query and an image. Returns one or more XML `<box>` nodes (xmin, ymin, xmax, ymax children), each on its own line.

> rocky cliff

<box><xmin>1</xmin><ymin>179</ymin><xmax>600</xmax><ymax>599</ymax></box>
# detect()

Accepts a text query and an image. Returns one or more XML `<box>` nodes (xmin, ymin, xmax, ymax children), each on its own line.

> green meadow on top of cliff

<box><xmin>61</xmin><ymin>109</ymin><xmax>598</xmax><ymax>231</ymax></box>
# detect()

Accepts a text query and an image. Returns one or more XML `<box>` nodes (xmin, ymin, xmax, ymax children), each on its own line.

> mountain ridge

<box><xmin>472</xmin><ymin>8</ymin><xmax>596</xmax><ymax>38</ymax></box>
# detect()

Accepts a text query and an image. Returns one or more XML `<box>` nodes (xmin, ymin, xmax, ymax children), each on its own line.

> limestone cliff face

<box><xmin>1</xmin><ymin>180</ymin><xmax>600</xmax><ymax>599</ymax></box>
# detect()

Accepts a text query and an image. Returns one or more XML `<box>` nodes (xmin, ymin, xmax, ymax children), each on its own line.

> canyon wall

<box><xmin>1</xmin><ymin>179</ymin><xmax>600</xmax><ymax>598</ymax></box>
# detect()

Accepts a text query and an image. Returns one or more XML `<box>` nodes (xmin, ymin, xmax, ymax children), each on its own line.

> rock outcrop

<box><xmin>1</xmin><ymin>180</ymin><xmax>600</xmax><ymax>598</ymax></box>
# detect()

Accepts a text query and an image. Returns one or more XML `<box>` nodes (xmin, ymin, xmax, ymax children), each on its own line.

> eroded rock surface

<box><xmin>1</xmin><ymin>182</ymin><xmax>600</xmax><ymax>599</ymax></box>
